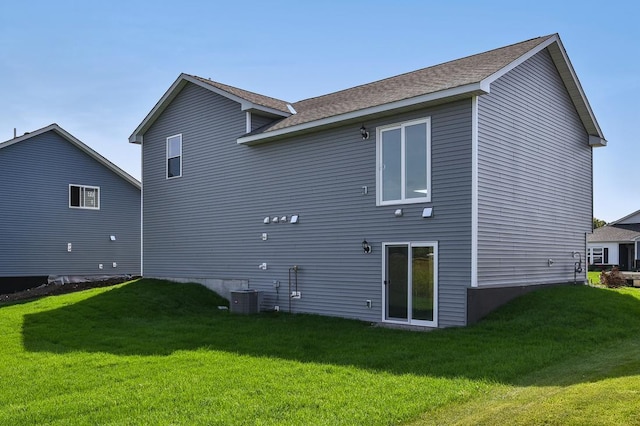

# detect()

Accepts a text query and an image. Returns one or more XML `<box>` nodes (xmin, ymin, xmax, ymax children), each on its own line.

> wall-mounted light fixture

<box><xmin>362</xmin><ymin>239</ymin><xmax>372</xmax><ymax>254</ymax></box>
<box><xmin>360</xmin><ymin>125</ymin><xmax>369</xmax><ymax>140</ymax></box>
<box><xmin>422</xmin><ymin>207</ymin><xmax>433</xmax><ymax>218</ymax></box>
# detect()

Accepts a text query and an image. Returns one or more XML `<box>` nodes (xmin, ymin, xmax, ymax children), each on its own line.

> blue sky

<box><xmin>1</xmin><ymin>0</ymin><xmax>637</xmax><ymax>222</ymax></box>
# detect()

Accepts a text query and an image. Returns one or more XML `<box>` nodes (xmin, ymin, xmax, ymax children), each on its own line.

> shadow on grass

<box><xmin>21</xmin><ymin>279</ymin><xmax>640</xmax><ymax>385</ymax></box>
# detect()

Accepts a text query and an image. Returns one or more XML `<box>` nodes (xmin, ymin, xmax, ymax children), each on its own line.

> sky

<box><xmin>1</xmin><ymin>0</ymin><xmax>637</xmax><ymax>222</ymax></box>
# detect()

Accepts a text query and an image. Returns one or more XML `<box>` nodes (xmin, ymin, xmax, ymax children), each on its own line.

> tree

<box><xmin>593</xmin><ymin>217</ymin><xmax>607</xmax><ymax>229</ymax></box>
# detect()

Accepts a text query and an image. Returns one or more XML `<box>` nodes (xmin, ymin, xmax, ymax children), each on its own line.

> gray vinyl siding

<box><xmin>142</xmin><ymin>83</ymin><xmax>472</xmax><ymax>327</ymax></box>
<box><xmin>251</xmin><ymin>113</ymin><xmax>276</xmax><ymax>131</ymax></box>
<box><xmin>0</xmin><ymin>131</ymin><xmax>141</xmax><ymax>277</ymax></box>
<box><xmin>477</xmin><ymin>48</ymin><xmax>592</xmax><ymax>286</ymax></box>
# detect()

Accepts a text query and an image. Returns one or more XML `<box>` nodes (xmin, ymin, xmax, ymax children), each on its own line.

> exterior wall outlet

<box><xmin>273</xmin><ymin>280</ymin><xmax>280</xmax><ymax>288</ymax></box>
<box><xmin>67</xmin><ymin>243</ymin><xmax>72</xmax><ymax>252</ymax></box>
<box><xmin>291</xmin><ymin>291</ymin><xmax>301</xmax><ymax>299</ymax></box>
<box><xmin>112</xmin><ymin>262</ymin><xmax>117</xmax><ymax>268</ymax></box>
<box><xmin>366</xmin><ymin>299</ymin><xmax>372</xmax><ymax>309</ymax></box>
<box><xmin>259</xmin><ymin>263</ymin><xmax>267</xmax><ymax>270</ymax></box>
<box><xmin>274</xmin><ymin>305</ymin><xmax>280</xmax><ymax>311</ymax></box>
<box><xmin>262</xmin><ymin>233</ymin><xmax>268</xmax><ymax>241</ymax></box>
<box><xmin>98</xmin><ymin>264</ymin><xmax>103</xmax><ymax>270</ymax></box>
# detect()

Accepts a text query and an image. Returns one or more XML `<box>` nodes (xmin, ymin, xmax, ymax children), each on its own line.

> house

<box><xmin>0</xmin><ymin>124</ymin><xmax>141</xmax><ymax>293</ymax></box>
<box><xmin>588</xmin><ymin>210</ymin><xmax>640</xmax><ymax>271</ymax></box>
<box><xmin>129</xmin><ymin>33</ymin><xmax>605</xmax><ymax>327</ymax></box>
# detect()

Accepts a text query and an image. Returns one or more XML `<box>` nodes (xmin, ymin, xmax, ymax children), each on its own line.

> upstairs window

<box><xmin>69</xmin><ymin>185</ymin><xmax>100</xmax><ymax>210</ymax></box>
<box><xmin>377</xmin><ymin>118</ymin><xmax>431</xmax><ymax>205</ymax></box>
<box><xmin>167</xmin><ymin>134</ymin><xmax>182</xmax><ymax>179</ymax></box>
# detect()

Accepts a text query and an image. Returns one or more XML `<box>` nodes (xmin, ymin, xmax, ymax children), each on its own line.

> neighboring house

<box><xmin>130</xmin><ymin>33</ymin><xmax>605</xmax><ymax>328</ymax></box>
<box><xmin>588</xmin><ymin>210</ymin><xmax>640</xmax><ymax>271</ymax></box>
<box><xmin>0</xmin><ymin>124</ymin><xmax>141</xmax><ymax>291</ymax></box>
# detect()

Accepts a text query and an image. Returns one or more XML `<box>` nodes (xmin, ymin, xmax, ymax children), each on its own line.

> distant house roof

<box><xmin>130</xmin><ymin>33</ymin><xmax>606</xmax><ymax>147</ymax></box>
<box><xmin>0</xmin><ymin>124</ymin><xmax>140</xmax><ymax>189</ymax></box>
<box><xmin>610</xmin><ymin>209</ymin><xmax>640</xmax><ymax>226</ymax></box>
<box><xmin>588</xmin><ymin>224</ymin><xmax>640</xmax><ymax>243</ymax></box>
<box><xmin>589</xmin><ymin>210</ymin><xmax>640</xmax><ymax>243</ymax></box>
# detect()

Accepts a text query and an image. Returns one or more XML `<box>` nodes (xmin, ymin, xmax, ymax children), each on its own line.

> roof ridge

<box><xmin>292</xmin><ymin>34</ymin><xmax>555</xmax><ymax>106</ymax></box>
<box><xmin>188</xmin><ymin>74</ymin><xmax>291</xmax><ymax>110</ymax></box>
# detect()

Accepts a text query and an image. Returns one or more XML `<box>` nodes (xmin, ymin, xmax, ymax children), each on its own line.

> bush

<box><xmin>600</xmin><ymin>266</ymin><xmax>627</xmax><ymax>288</ymax></box>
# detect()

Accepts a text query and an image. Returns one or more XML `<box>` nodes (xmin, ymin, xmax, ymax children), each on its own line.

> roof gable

<box><xmin>611</xmin><ymin>209</ymin><xmax>640</xmax><ymax>225</ymax></box>
<box><xmin>130</xmin><ymin>34</ymin><xmax>606</xmax><ymax>147</ymax></box>
<box><xmin>1</xmin><ymin>124</ymin><xmax>140</xmax><ymax>189</ymax></box>
<box><xmin>129</xmin><ymin>74</ymin><xmax>292</xmax><ymax>143</ymax></box>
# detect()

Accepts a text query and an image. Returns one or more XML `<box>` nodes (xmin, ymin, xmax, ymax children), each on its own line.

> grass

<box><xmin>1</xmin><ymin>279</ymin><xmax>639</xmax><ymax>424</ymax></box>
<box><xmin>588</xmin><ymin>270</ymin><xmax>601</xmax><ymax>284</ymax></box>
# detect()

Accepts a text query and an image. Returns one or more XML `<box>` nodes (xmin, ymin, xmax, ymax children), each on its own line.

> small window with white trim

<box><xmin>167</xmin><ymin>134</ymin><xmax>182</xmax><ymax>179</ymax></box>
<box><xmin>69</xmin><ymin>185</ymin><xmax>100</xmax><ymax>210</ymax></box>
<box><xmin>588</xmin><ymin>247</ymin><xmax>608</xmax><ymax>265</ymax></box>
<box><xmin>377</xmin><ymin>117</ymin><xmax>431</xmax><ymax>205</ymax></box>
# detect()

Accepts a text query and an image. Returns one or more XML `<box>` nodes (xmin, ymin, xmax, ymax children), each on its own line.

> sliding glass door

<box><xmin>384</xmin><ymin>242</ymin><xmax>438</xmax><ymax>327</ymax></box>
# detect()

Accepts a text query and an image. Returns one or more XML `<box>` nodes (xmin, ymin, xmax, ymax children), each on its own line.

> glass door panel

<box><xmin>386</xmin><ymin>245</ymin><xmax>408</xmax><ymax>320</ymax></box>
<box><xmin>412</xmin><ymin>246</ymin><xmax>434</xmax><ymax>321</ymax></box>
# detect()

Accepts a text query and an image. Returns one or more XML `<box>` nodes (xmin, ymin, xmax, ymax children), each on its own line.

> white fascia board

<box><xmin>129</xmin><ymin>75</ymin><xmax>189</xmax><ymax>144</ymax></box>
<box><xmin>4</xmin><ymin>124</ymin><xmax>140</xmax><ymax>189</ymax></box>
<box><xmin>54</xmin><ymin>126</ymin><xmax>141</xmax><ymax>189</ymax></box>
<box><xmin>129</xmin><ymin>74</ymin><xmax>290</xmax><ymax>144</ymax></box>
<box><xmin>482</xmin><ymin>34</ymin><xmax>606</xmax><ymax>144</ymax></box>
<box><xmin>237</xmin><ymin>82</ymin><xmax>487</xmax><ymax>145</ymax></box>
<box><xmin>546</xmin><ymin>39</ymin><xmax>606</xmax><ymax>141</ymax></box>
<box><xmin>480</xmin><ymin>35</ymin><xmax>559</xmax><ymax>88</ymax></box>
<box><xmin>610</xmin><ymin>209</ymin><xmax>640</xmax><ymax>225</ymax></box>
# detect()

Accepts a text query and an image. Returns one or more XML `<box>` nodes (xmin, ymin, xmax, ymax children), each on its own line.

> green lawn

<box><xmin>1</xmin><ymin>279</ymin><xmax>639</xmax><ymax>425</ymax></box>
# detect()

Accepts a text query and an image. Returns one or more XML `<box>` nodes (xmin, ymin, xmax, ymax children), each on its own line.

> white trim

<box><xmin>610</xmin><ymin>209</ymin><xmax>640</xmax><ymax>225</ymax></box>
<box><xmin>381</xmin><ymin>241</ymin><xmax>439</xmax><ymax>328</ymax></box>
<box><xmin>480</xmin><ymin>35</ymin><xmax>558</xmax><ymax>89</ymax></box>
<box><xmin>129</xmin><ymin>74</ymin><xmax>290</xmax><ymax>144</ymax></box>
<box><xmin>246</xmin><ymin>111</ymin><xmax>252</xmax><ymax>133</ymax></box>
<box><xmin>376</xmin><ymin>117</ymin><xmax>431</xmax><ymax>206</ymax></box>
<box><xmin>166</xmin><ymin>134</ymin><xmax>183</xmax><ymax>179</ymax></box>
<box><xmin>471</xmin><ymin>96</ymin><xmax>479</xmax><ymax>287</ymax></box>
<box><xmin>69</xmin><ymin>184</ymin><xmax>100</xmax><ymax>210</ymax></box>
<box><xmin>1</xmin><ymin>124</ymin><xmax>140</xmax><ymax>189</ymax></box>
<box><xmin>140</xmin><ymin>145</ymin><xmax>144</xmax><ymax>277</ymax></box>
<box><xmin>238</xmin><ymin>83</ymin><xmax>486</xmax><ymax>145</ymax></box>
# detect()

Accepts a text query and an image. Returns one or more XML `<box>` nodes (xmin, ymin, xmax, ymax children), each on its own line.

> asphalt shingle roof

<box><xmin>189</xmin><ymin>34</ymin><xmax>553</xmax><ymax>133</ymax></box>
<box><xmin>274</xmin><ymin>35</ymin><xmax>553</xmax><ymax>131</ymax></box>
<box><xmin>588</xmin><ymin>224</ymin><xmax>640</xmax><ymax>242</ymax></box>
<box><xmin>189</xmin><ymin>75</ymin><xmax>292</xmax><ymax>114</ymax></box>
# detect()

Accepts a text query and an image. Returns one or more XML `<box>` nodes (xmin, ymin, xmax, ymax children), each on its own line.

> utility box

<box><xmin>230</xmin><ymin>289</ymin><xmax>260</xmax><ymax>314</ymax></box>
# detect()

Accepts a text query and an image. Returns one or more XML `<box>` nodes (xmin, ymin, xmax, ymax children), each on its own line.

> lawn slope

<box><xmin>1</xmin><ymin>279</ymin><xmax>639</xmax><ymax>425</ymax></box>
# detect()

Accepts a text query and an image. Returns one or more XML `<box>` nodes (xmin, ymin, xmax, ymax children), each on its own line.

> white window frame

<box><xmin>69</xmin><ymin>184</ymin><xmax>100</xmax><ymax>210</ymax></box>
<box><xmin>376</xmin><ymin>117</ymin><xmax>431</xmax><ymax>206</ymax></box>
<box><xmin>588</xmin><ymin>247</ymin><xmax>606</xmax><ymax>265</ymax></box>
<box><xmin>381</xmin><ymin>241</ymin><xmax>438</xmax><ymax>328</ymax></box>
<box><xmin>166</xmin><ymin>134</ymin><xmax>183</xmax><ymax>179</ymax></box>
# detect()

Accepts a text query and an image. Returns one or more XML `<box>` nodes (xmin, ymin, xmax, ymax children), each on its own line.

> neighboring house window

<box><xmin>377</xmin><ymin>118</ymin><xmax>431</xmax><ymax>205</ymax></box>
<box><xmin>588</xmin><ymin>247</ymin><xmax>608</xmax><ymax>264</ymax></box>
<box><xmin>69</xmin><ymin>185</ymin><xmax>100</xmax><ymax>210</ymax></box>
<box><xmin>167</xmin><ymin>134</ymin><xmax>182</xmax><ymax>178</ymax></box>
